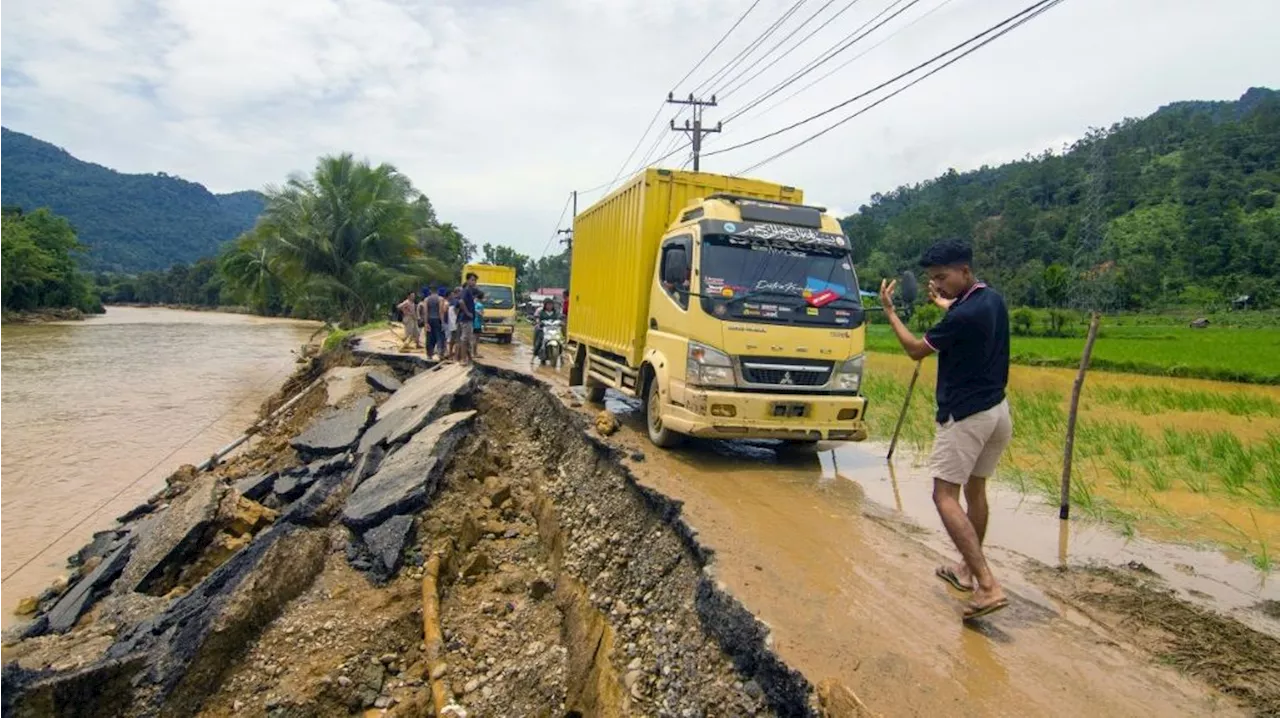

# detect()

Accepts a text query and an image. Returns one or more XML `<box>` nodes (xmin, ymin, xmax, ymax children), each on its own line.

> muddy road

<box><xmin>355</xmin><ymin>328</ymin><xmax>1280</xmax><ymax>717</ymax></box>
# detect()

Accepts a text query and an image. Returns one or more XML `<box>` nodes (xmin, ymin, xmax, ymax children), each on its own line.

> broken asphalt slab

<box><xmin>118</xmin><ymin>474</ymin><xmax>224</xmax><ymax>596</ymax></box>
<box><xmin>233</xmin><ymin>472</ymin><xmax>277</xmax><ymax>502</ymax></box>
<box><xmin>341</xmin><ymin>411</ymin><xmax>475</xmax><ymax>532</ymax></box>
<box><xmin>67</xmin><ymin>524</ymin><xmax>331</xmax><ymax>717</ymax></box>
<box><xmin>290</xmin><ymin>395</ymin><xmax>375</xmax><ymax>459</ymax></box>
<box><xmin>43</xmin><ymin>542</ymin><xmax>134</xmax><ymax>634</ymax></box>
<box><xmin>357</xmin><ymin>514</ymin><xmax>416</xmax><ymax>583</ymax></box>
<box><xmin>357</xmin><ymin>364</ymin><xmax>472</xmax><ymax>455</ymax></box>
<box><xmin>365</xmin><ymin>368</ymin><xmax>402</xmax><ymax>393</ymax></box>
<box><xmin>372</xmin><ymin>363</ymin><xmax>470</xmax><ymax>418</ymax></box>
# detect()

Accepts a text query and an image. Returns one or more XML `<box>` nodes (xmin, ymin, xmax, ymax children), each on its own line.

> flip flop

<box><xmin>935</xmin><ymin>565</ymin><xmax>974</xmax><ymax>592</ymax></box>
<box><xmin>962</xmin><ymin>597</ymin><xmax>1010</xmax><ymax>621</ymax></box>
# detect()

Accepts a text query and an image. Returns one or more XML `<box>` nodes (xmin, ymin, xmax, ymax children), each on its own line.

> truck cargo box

<box><xmin>567</xmin><ymin>168</ymin><xmax>803</xmax><ymax>366</ymax></box>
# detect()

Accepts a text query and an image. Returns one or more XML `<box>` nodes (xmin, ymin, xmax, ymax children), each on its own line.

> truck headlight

<box><xmin>687</xmin><ymin>342</ymin><xmax>734</xmax><ymax>387</ymax></box>
<box><xmin>835</xmin><ymin>354</ymin><xmax>864</xmax><ymax>391</ymax></box>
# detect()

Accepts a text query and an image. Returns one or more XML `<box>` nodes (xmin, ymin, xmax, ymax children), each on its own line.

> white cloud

<box><xmin>4</xmin><ymin>0</ymin><xmax>1279</xmax><ymax>259</ymax></box>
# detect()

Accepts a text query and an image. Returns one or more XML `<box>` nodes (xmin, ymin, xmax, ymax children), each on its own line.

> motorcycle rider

<box><xmin>533</xmin><ymin>297</ymin><xmax>559</xmax><ymax>358</ymax></box>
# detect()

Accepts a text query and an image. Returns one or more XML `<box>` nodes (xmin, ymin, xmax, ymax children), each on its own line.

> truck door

<box><xmin>648</xmin><ymin>233</ymin><xmax>694</xmax><ymax>406</ymax></box>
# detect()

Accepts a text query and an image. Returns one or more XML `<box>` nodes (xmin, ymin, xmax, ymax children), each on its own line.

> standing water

<box><xmin>0</xmin><ymin>307</ymin><xmax>319</xmax><ymax>625</ymax></box>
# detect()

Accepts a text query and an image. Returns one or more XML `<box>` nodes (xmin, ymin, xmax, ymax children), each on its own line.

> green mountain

<box><xmin>0</xmin><ymin>128</ymin><xmax>264</xmax><ymax>272</ymax></box>
<box><xmin>842</xmin><ymin>87</ymin><xmax>1280</xmax><ymax>310</ymax></box>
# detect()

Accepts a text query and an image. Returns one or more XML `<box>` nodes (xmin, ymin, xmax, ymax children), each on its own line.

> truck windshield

<box><xmin>699</xmin><ymin>234</ymin><xmax>864</xmax><ymax>328</ymax></box>
<box><xmin>478</xmin><ymin>284</ymin><xmax>514</xmax><ymax>309</ymax></box>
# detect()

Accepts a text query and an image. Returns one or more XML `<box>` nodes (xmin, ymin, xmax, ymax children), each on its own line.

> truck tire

<box><xmin>646</xmin><ymin>380</ymin><xmax>683</xmax><ymax>448</ymax></box>
<box><xmin>585</xmin><ymin>379</ymin><xmax>607</xmax><ymax>404</ymax></box>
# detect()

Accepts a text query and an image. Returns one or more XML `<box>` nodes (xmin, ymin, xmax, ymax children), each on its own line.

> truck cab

<box><xmin>568</xmin><ymin>169</ymin><xmax>868</xmax><ymax>449</ymax></box>
<box><xmin>462</xmin><ymin>263</ymin><xmax>516</xmax><ymax>344</ymax></box>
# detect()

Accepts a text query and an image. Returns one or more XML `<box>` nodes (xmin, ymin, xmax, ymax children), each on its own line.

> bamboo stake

<box><xmin>886</xmin><ymin>361</ymin><xmax>922</xmax><ymax>461</ymax></box>
<box><xmin>1059</xmin><ymin>312</ymin><xmax>1102</xmax><ymax>520</ymax></box>
<box><xmin>421</xmin><ymin>554</ymin><xmax>451</xmax><ymax>716</ymax></box>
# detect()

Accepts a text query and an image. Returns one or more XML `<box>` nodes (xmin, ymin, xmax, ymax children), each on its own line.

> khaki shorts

<box><xmin>929</xmin><ymin>399</ymin><xmax>1013</xmax><ymax>485</ymax></box>
<box><xmin>459</xmin><ymin>322</ymin><xmax>475</xmax><ymax>344</ymax></box>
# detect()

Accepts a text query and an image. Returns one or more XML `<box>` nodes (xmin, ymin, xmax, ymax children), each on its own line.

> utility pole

<box><xmin>667</xmin><ymin>93</ymin><xmax>720</xmax><ymax>172</ymax></box>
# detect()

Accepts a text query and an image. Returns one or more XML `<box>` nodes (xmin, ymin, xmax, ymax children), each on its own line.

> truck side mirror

<box><xmin>662</xmin><ymin>247</ymin><xmax>689</xmax><ymax>288</ymax></box>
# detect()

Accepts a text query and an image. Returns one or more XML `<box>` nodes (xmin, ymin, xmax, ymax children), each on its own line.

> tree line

<box><xmin>842</xmin><ymin>87</ymin><xmax>1280</xmax><ymax>311</ymax></box>
<box><xmin>1</xmin><ymin>206</ymin><xmax>103</xmax><ymax>316</ymax></box>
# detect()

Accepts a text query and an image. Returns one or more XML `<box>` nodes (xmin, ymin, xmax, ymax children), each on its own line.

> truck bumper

<box><xmin>663</xmin><ymin>388</ymin><xmax>869</xmax><ymax>442</ymax></box>
<box><xmin>479</xmin><ymin>324</ymin><xmax>514</xmax><ymax>337</ymax></box>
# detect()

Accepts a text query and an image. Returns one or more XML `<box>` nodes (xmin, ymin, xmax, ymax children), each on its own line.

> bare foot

<box><xmin>964</xmin><ymin>585</ymin><xmax>1009</xmax><ymax>620</ymax></box>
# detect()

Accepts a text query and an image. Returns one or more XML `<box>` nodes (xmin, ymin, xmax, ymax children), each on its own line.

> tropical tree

<box><xmin>220</xmin><ymin>154</ymin><xmax>447</xmax><ymax>325</ymax></box>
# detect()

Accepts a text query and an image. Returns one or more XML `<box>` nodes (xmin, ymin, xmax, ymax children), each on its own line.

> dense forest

<box><xmin>0</xmin><ymin>128</ymin><xmax>264</xmax><ymax>272</ymax></box>
<box><xmin>841</xmin><ymin>87</ymin><xmax>1280</xmax><ymax>310</ymax></box>
<box><xmin>1</xmin><ymin>207</ymin><xmax>103</xmax><ymax>316</ymax></box>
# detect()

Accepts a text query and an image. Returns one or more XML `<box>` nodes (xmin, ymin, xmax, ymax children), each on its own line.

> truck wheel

<box><xmin>499</xmin><ymin>335</ymin><xmax>511</xmax><ymax>345</ymax></box>
<box><xmin>646</xmin><ymin>380</ymin><xmax>682</xmax><ymax>448</ymax></box>
<box><xmin>585</xmin><ymin>379</ymin><xmax>607</xmax><ymax>404</ymax></box>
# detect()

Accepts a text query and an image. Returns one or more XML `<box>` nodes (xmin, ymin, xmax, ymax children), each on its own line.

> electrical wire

<box><xmin>721</xmin><ymin>0</ymin><xmax>924</xmax><ymax>125</ymax></box>
<box><xmin>710</xmin><ymin>0</ymin><xmax>1060</xmax><ymax>160</ymax></box>
<box><xmin>714</xmin><ymin>0</ymin><xmax>842</xmax><ymax>99</ymax></box>
<box><xmin>671</xmin><ymin>0</ymin><xmax>767</xmax><ymax>93</ymax></box>
<box><xmin>717</xmin><ymin>0</ymin><xmax>868</xmax><ymax>101</ymax></box>
<box><xmin>536</xmin><ymin>191</ymin><xmax>574</xmax><ymax>260</ymax></box>
<box><xmin>742</xmin><ymin>0</ymin><xmax>959</xmax><ymax>124</ymax></box>
<box><xmin>739</xmin><ymin>0</ymin><xmax>1066</xmax><ymax>173</ymax></box>
<box><xmin>693</xmin><ymin>0</ymin><xmax>811</xmax><ymax>97</ymax></box>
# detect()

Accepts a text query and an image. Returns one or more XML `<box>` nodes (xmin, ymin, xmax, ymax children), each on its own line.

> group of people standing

<box><xmin>396</xmin><ymin>272</ymin><xmax>485</xmax><ymax>364</ymax></box>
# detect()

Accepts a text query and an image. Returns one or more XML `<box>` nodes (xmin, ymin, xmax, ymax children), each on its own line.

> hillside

<box><xmin>841</xmin><ymin>87</ymin><xmax>1280</xmax><ymax>310</ymax></box>
<box><xmin>0</xmin><ymin>128</ymin><xmax>264</xmax><ymax>271</ymax></box>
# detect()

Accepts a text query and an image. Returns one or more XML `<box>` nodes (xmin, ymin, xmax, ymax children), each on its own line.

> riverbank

<box><xmin>1</xmin><ymin>308</ymin><xmax>93</xmax><ymax>324</ymax></box>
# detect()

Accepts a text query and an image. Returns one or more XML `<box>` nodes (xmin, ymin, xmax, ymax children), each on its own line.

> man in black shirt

<box><xmin>878</xmin><ymin>238</ymin><xmax>1012</xmax><ymax>620</ymax></box>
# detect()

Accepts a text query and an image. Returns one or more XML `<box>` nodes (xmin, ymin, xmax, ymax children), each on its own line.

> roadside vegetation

<box><xmin>865</xmin><ymin>352</ymin><xmax>1280</xmax><ymax>572</ymax></box>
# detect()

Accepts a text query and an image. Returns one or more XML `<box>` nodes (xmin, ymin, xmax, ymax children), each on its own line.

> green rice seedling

<box><xmin>1103</xmin><ymin>456</ymin><xmax>1137</xmax><ymax>491</ymax></box>
<box><xmin>1252</xmin><ymin>513</ymin><xmax>1273</xmax><ymax>574</ymax></box>
<box><xmin>1220</xmin><ymin>452</ymin><xmax>1257</xmax><ymax>495</ymax></box>
<box><xmin>1092</xmin><ymin>384</ymin><xmax>1280</xmax><ymax>417</ymax></box>
<box><xmin>1180</xmin><ymin>465</ymin><xmax>1210</xmax><ymax>494</ymax></box>
<box><xmin>1110</xmin><ymin>423</ymin><xmax>1154</xmax><ymax>462</ymax></box>
<box><xmin>1261</xmin><ymin>463</ymin><xmax>1280</xmax><ymax>507</ymax></box>
<box><xmin>1162</xmin><ymin>427</ymin><xmax>1190</xmax><ymax>457</ymax></box>
<box><xmin>1142</xmin><ymin>457</ymin><xmax>1172</xmax><ymax>491</ymax></box>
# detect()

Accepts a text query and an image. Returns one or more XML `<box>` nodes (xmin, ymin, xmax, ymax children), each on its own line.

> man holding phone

<box><xmin>878</xmin><ymin>238</ymin><xmax>1012</xmax><ymax>621</ymax></box>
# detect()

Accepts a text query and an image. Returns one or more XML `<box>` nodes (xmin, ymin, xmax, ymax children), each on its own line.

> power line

<box><xmin>717</xmin><ymin>0</ymin><xmax>868</xmax><ymax>101</ymax></box>
<box><xmin>739</xmin><ymin>0</ymin><xmax>1067</xmax><ymax>174</ymax></box>
<box><xmin>711</xmin><ymin>0</ymin><xmax>1060</xmax><ymax>160</ymax></box>
<box><xmin>743</xmin><ymin>0</ymin><xmax>958</xmax><ymax>124</ymax></box>
<box><xmin>714</xmin><ymin>0</ymin><xmax>841</xmax><ymax>99</ymax></box>
<box><xmin>722</xmin><ymin>0</ymin><xmax>925</xmax><ymax>126</ymax></box>
<box><xmin>536</xmin><ymin>191</ymin><xmax>574</xmax><ymax>259</ymax></box>
<box><xmin>671</xmin><ymin>0</ymin><xmax>767</xmax><ymax>93</ymax></box>
<box><xmin>693</xmin><ymin>0</ymin><xmax>811</xmax><ymax>97</ymax></box>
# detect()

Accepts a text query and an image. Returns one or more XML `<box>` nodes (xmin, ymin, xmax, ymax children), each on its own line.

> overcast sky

<box><xmin>3</xmin><ymin>0</ymin><xmax>1278</xmax><ymax>258</ymax></box>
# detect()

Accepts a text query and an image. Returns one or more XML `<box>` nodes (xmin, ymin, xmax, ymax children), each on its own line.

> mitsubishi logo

<box><xmin>780</xmin><ymin>371</ymin><xmax>795</xmax><ymax>385</ymax></box>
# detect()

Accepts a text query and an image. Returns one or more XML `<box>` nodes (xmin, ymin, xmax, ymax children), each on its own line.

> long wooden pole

<box><xmin>1060</xmin><ymin>312</ymin><xmax>1102</xmax><ymax>519</ymax></box>
<box><xmin>886</xmin><ymin>361</ymin><xmax>923</xmax><ymax>461</ymax></box>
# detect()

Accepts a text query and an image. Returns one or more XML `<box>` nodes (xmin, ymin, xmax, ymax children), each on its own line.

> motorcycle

<box><xmin>538</xmin><ymin>319</ymin><xmax>564</xmax><ymax>368</ymax></box>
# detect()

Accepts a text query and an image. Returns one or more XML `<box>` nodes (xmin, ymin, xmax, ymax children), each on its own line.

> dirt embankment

<box><xmin>1</xmin><ymin>308</ymin><xmax>92</xmax><ymax>324</ymax></box>
<box><xmin>1</xmin><ymin>355</ymin><xmax>818</xmax><ymax>716</ymax></box>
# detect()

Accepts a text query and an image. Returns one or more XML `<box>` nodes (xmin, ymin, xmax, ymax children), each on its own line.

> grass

<box><xmin>865</xmin><ymin>322</ymin><xmax>1280</xmax><ymax>384</ymax></box>
<box><xmin>322</xmin><ymin>320</ymin><xmax>390</xmax><ymax>352</ymax></box>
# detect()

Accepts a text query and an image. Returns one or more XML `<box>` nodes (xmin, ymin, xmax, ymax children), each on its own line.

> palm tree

<box><xmin>225</xmin><ymin>154</ymin><xmax>446</xmax><ymax>325</ymax></box>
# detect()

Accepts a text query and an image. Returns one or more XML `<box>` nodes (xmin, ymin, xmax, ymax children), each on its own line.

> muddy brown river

<box><xmin>0</xmin><ymin>307</ymin><xmax>318</xmax><ymax>625</ymax></box>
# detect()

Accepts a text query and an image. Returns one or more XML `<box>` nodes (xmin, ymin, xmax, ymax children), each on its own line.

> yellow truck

<box><xmin>567</xmin><ymin>168</ymin><xmax>869</xmax><ymax>448</ymax></box>
<box><xmin>462</xmin><ymin>263</ymin><xmax>516</xmax><ymax>344</ymax></box>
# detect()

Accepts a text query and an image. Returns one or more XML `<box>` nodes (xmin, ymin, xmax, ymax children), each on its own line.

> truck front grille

<box><xmin>740</xmin><ymin>359</ymin><xmax>833</xmax><ymax>387</ymax></box>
